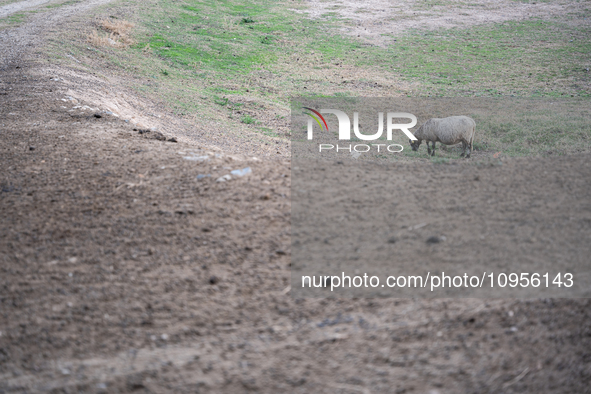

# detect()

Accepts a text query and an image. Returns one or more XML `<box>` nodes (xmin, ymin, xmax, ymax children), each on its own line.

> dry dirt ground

<box><xmin>290</xmin><ymin>149</ymin><xmax>591</xmax><ymax>298</ymax></box>
<box><xmin>1</xmin><ymin>1</ymin><xmax>590</xmax><ymax>393</ymax></box>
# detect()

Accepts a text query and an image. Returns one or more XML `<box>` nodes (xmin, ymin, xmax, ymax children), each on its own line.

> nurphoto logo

<box><xmin>303</xmin><ymin>107</ymin><xmax>418</xmax><ymax>154</ymax></box>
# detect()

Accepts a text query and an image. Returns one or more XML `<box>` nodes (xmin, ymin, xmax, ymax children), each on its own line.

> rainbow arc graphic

<box><xmin>303</xmin><ymin>107</ymin><xmax>329</xmax><ymax>132</ymax></box>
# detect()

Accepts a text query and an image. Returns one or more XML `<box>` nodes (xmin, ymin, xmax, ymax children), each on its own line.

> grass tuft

<box><xmin>88</xmin><ymin>19</ymin><xmax>135</xmax><ymax>48</ymax></box>
<box><xmin>241</xmin><ymin>115</ymin><xmax>256</xmax><ymax>124</ymax></box>
<box><xmin>101</xmin><ymin>19</ymin><xmax>135</xmax><ymax>36</ymax></box>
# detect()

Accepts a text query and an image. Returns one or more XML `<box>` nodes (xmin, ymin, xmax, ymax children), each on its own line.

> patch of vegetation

<box><xmin>214</xmin><ymin>96</ymin><xmax>229</xmax><ymax>106</ymax></box>
<box><xmin>0</xmin><ymin>11</ymin><xmax>27</xmax><ymax>26</ymax></box>
<box><xmin>390</xmin><ymin>20</ymin><xmax>591</xmax><ymax>97</ymax></box>
<box><xmin>430</xmin><ymin>156</ymin><xmax>450</xmax><ymax>164</ymax></box>
<box><xmin>257</xmin><ymin>127</ymin><xmax>280</xmax><ymax>137</ymax></box>
<box><xmin>133</xmin><ymin>0</ymin><xmax>381</xmax><ymax>79</ymax></box>
<box><xmin>42</xmin><ymin>0</ymin><xmax>591</xmax><ymax>155</ymax></box>
<box><xmin>45</xmin><ymin>0</ymin><xmax>81</xmax><ymax>9</ymax></box>
<box><xmin>93</xmin><ymin>0</ymin><xmax>402</xmax><ymax>141</ymax></box>
<box><xmin>472</xmin><ymin>141</ymin><xmax>488</xmax><ymax>151</ymax></box>
<box><xmin>393</xmin><ymin>98</ymin><xmax>591</xmax><ymax>159</ymax></box>
<box><xmin>241</xmin><ymin>115</ymin><xmax>256</xmax><ymax>124</ymax></box>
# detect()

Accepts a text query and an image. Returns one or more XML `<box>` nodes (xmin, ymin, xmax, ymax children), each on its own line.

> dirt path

<box><xmin>0</xmin><ymin>0</ymin><xmax>53</xmax><ymax>18</ymax></box>
<box><xmin>1</xmin><ymin>1</ymin><xmax>590</xmax><ymax>393</ymax></box>
<box><xmin>0</xmin><ymin>0</ymin><xmax>116</xmax><ymax>69</ymax></box>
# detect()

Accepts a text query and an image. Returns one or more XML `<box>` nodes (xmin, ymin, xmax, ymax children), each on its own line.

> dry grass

<box><xmin>222</xmin><ymin>15</ymin><xmax>237</xmax><ymax>32</ymax></box>
<box><xmin>87</xmin><ymin>19</ymin><xmax>134</xmax><ymax>48</ymax></box>
<box><xmin>100</xmin><ymin>19</ymin><xmax>134</xmax><ymax>36</ymax></box>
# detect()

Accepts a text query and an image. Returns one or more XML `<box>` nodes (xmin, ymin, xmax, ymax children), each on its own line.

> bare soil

<box><xmin>1</xmin><ymin>1</ymin><xmax>590</xmax><ymax>393</ymax></box>
<box><xmin>291</xmin><ymin>153</ymin><xmax>591</xmax><ymax>298</ymax></box>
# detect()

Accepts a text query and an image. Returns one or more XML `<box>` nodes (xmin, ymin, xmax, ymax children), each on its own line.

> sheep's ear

<box><xmin>409</xmin><ymin>139</ymin><xmax>412</xmax><ymax>144</ymax></box>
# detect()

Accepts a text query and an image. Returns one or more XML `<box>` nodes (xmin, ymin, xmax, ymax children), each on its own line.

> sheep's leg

<box><xmin>466</xmin><ymin>145</ymin><xmax>471</xmax><ymax>159</ymax></box>
<box><xmin>427</xmin><ymin>141</ymin><xmax>435</xmax><ymax>156</ymax></box>
<box><xmin>460</xmin><ymin>141</ymin><xmax>466</xmax><ymax>157</ymax></box>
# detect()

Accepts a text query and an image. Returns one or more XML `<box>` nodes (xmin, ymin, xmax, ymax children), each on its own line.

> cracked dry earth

<box><xmin>1</xmin><ymin>0</ymin><xmax>591</xmax><ymax>393</ymax></box>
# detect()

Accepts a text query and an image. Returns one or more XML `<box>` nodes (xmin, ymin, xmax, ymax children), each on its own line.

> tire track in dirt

<box><xmin>0</xmin><ymin>0</ymin><xmax>53</xmax><ymax>19</ymax></box>
<box><xmin>0</xmin><ymin>0</ymin><xmax>115</xmax><ymax>68</ymax></box>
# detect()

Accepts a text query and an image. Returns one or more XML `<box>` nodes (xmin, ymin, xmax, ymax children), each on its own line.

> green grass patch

<box><xmin>0</xmin><ymin>11</ymin><xmax>27</xmax><ymax>25</ymax></box>
<box><xmin>240</xmin><ymin>16</ymin><xmax>255</xmax><ymax>24</ymax></box>
<box><xmin>132</xmin><ymin>0</ymin><xmax>385</xmax><ymax>78</ymax></box>
<box><xmin>389</xmin><ymin>19</ymin><xmax>591</xmax><ymax>97</ymax></box>
<box><xmin>241</xmin><ymin>114</ymin><xmax>256</xmax><ymax>124</ymax></box>
<box><xmin>257</xmin><ymin>127</ymin><xmax>280</xmax><ymax>137</ymax></box>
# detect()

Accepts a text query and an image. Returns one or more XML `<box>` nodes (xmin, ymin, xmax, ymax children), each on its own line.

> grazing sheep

<box><xmin>409</xmin><ymin>116</ymin><xmax>476</xmax><ymax>158</ymax></box>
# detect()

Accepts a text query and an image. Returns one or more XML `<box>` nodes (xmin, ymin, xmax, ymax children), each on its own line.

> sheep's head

<box><xmin>409</xmin><ymin>139</ymin><xmax>421</xmax><ymax>151</ymax></box>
